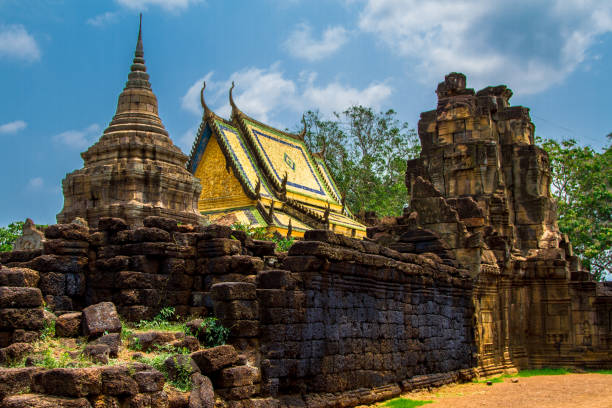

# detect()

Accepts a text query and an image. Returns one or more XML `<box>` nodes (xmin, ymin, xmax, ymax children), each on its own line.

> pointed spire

<box><xmin>126</xmin><ymin>13</ymin><xmax>151</xmax><ymax>90</ymax></box>
<box><xmin>287</xmin><ymin>218</ymin><xmax>293</xmax><ymax>239</ymax></box>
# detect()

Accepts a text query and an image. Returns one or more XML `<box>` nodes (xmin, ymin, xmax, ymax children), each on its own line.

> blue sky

<box><xmin>1</xmin><ymin>0</ymin><xmax>611</xmax><ymax>226</ymax></box>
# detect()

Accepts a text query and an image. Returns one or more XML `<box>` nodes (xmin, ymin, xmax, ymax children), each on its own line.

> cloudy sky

<box><xmin>1</xmin><ymin>0</ymin><xmax>611</xmax><ymax>225</ymax></box>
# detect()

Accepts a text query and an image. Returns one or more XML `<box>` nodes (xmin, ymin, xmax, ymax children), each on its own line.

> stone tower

<box><xmin>57</xmin><ymin>17</ymin><xmax>202</xmax><ymax>228</ymax></box>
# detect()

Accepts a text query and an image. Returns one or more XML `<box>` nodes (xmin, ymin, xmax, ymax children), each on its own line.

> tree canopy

<box><xmin>0</xmin><ymin>221</ymin><xmax>24</xmax><ymax>252</ymax></box>
<box><xmin>538</xmin><ymin>135</ymin><xmax>612</xmax><ymax>280</ymax></box>
<box><xmin>301</xmin><ymin>106</ymin><xmax>420</xmax><ymax>218</ymax></box>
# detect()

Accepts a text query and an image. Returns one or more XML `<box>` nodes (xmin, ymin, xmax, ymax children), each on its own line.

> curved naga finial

<box><xmin>298</xmin><ymin>115</ymin><xmax>307</xmax><ymax>140</ymax></box>
<box><xmin>229</xmin><ymin>81</ymin><xmax>239</xmax><ymax>113</ymax></box>
<box><xmin>200</xmin><ymin>81</ymin><xmax>211</xmax><ymax>117</ymax></box>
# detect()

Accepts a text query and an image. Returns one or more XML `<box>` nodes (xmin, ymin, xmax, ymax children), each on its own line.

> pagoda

<box><xmin>187</xmin><ymin>83</ymin><xmax>366</xmax><ymax>238</ymax></box>
<box><xmin>57</xmin><ymin>17</ymin><xmax>202</xmax><ymax>227</ymax></box>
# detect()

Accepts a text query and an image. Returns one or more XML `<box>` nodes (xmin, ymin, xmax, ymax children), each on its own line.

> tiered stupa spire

<box><xmin>57</xmin><ymin>16</ymin><xmax>202</xmax><ymax>227</ymax></box>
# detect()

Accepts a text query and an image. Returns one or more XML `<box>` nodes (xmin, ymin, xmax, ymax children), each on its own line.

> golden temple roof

<box><xmin>188</xmin><ymin>82</ymin><xmax>366</xmax><ymax>238</ymax></box>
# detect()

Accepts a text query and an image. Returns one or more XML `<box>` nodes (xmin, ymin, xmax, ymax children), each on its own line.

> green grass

<box><xmin>586</xmin><ymin>369</ymin><xmax>612</xmax><ymax>374</ymax></box>
<box><xmin>473</xmin><ymin>375</ymin><xmax>508</xmax><ymax>383</ymax></box>
<box><xmin>516</xmin><ymin>368</ymin><xmax>571</xmax><ymax>377</ymax></box>
<box><xmin>383</xmin><ymin>398</ymin><xmax>433</xmax><ymax>408</ymax></box>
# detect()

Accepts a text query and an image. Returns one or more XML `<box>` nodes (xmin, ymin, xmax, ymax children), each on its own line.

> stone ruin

<box><xmin>369</xmin><ymin>72</ymin><xmax>612</xmax><ymax>372</ymax></box>
<box><xmin>56</xmin><ymin>20</ymin><xmax>202</xmax><ymax>228</ymax></box>
<box><xmin>0</xmin><ymin>62</ymin><xmax>611</xmax><ymax>408</ymax></box>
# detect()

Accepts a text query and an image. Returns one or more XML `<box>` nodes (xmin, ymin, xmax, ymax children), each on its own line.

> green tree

<box><xmin>301</xmin><ymin>106</ymin><xmax>420</xmax><ymax>217</ymax></box>
<box><xmin>0</xmin><ymin>221</ymin><xmax>25</xmax><ymax>252</ymax></box>
<box><xmin>538</xmin><ymin>136</ymin><xmax>612</xmax><ymax>280</ymax></box>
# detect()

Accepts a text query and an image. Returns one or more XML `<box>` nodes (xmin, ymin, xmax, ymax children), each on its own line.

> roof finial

<box><xmin>229</xmin><ymin>81</ymin><xmax>239</xmax><ymax>114</ymax></box>
<box><xmin>200</xmin><ymin>81</ymin><xmax>211</xmax><ymax>118</ymax></box>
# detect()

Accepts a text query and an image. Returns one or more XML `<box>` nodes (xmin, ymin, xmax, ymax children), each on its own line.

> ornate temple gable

<box><xmin>57</xmin><ymin>17</ymin><xmax>202</xmax><ymax>228</ymax></box>
<box><xmin>188</xmin><ymin>82</ymin><xmax>366</xmax><ymax>237</ymax></box>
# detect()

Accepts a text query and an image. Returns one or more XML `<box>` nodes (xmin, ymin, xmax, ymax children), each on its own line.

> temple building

<box><xmin>57</xmin><ymin>17</ymin><xmax>202</xmax><ymax>228</ymax></box>
<box><xmin>187</xmin><ymin>83</ymin><xmax>367</xmax><ymax>238</ymax></box>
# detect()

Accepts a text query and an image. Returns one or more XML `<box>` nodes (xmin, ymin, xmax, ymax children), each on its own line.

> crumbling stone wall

<box><xmin>252</xmin><ymin>230</ymin><xmax>475</xmax><ymax>405</ymax></box>
<box><xmin>1</xmin><ymin>219</ymin><xmax>478</xmax><ymax>407</ymax></box>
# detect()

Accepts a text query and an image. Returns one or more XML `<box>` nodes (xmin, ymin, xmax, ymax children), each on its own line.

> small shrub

<box><xmin>134</xmin><ymin>307</ymin><xmax>186</xmax><ymax>332</ymax></box>
<box><xmin>188</xmin><ymin>317</ymin><xmax>229</xmax><ymax>348</ymax></box>
<box><xmin>134</xmin><ymin>353</ymin><xmax>192</xmax><ymax>391</ymax></box>
<box><xmin>273</xmin><ymin>236</ymin><xmax>294</xmax><ymax>252</ymax></box>
<box><xmin>232</xmin><ymin>222</ymin><xmax>270</xmax><ymax>240</ymax></box>
<box><xmin>39</xmin><ymin>320</ymin><xmax>55</xmax><ymax>341</ymax></box>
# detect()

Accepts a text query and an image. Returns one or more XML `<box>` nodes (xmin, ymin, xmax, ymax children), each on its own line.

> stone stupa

<box><xmin>57</xmin><ymin>16</ymin><xmax>202</xmax><ymax>228</ymax></box>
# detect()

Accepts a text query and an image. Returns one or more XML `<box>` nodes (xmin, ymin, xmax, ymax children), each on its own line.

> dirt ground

<box><xmin>381</xmin><ymin>374</ymin><xmax>612</xmax><ymax>408</ymax></box>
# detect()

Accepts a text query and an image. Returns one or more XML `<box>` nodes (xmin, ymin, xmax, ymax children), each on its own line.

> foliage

<box><xmin>134</xmin><ymin>307</ymin><xmax>186</xmax><ymax>332</ymax></box>
<box><xmin>134</xmin><ymin>352</ymin><xmax>193</xmax><ymax>391</ymax></box>
<box><xmin>39</xmin><ymin>320</ymin><xmax>56</xmax><ymax>341</ymax></box>
<box><xmin>383</xmin><ymin>398</ymin><xmax>433</xmax><ymax>408</ymax></box>
<box><xmin>0</xmin><ymin>221</ymin><xmax>24</xmax><ymax>252</ymax></box>
<box><xmin>232</xmin><ymin>222</ymin><xmax>269</xmax><ymax>240</ymax></box>
<box><xmin>273</xmin><ymin>236</ymin><xmax>294</xmax><ymax>252</ymax></box>
<box><xmin>231</xmin><ymin>222</ymin><xmax>295</xmax><ymax>252</ymax></box>
<box><xmin>189</xmin><ymin>317</ymin><xmax>230</xmax><ymax>348</ymax></box>
<box><xmin>538</xmin><ymin>136</ymin><xmax>612</xmax><ymax>280</ymax></box>
<box><xmin>301</xmin><ymin>106</ymin><xmax>420</xmax><ymax>217</ymax></box>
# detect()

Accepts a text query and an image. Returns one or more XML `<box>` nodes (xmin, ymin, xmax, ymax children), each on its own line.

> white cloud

<box><xmin>87</xmin><ymin>12</ymin><xmax>120</xmax><ymax>27</ymax></box>
<box><xmin>181</xmin><ymin>65</ymin><xmax>392</xmax><ymax>124</ymax></box>
<box><xmin>0</xmin><ymin>24</ymin><xmax>40</xmax><ymax>62</ymax></box>
<box><xmin>27</xmin><ymin>177</ymin><xmax>43</xmax><ymax>190</ymax></box>
<box><xmin>181</xmin><ymin>72</ymin><xmax>213</xmax><ymax>115</ymax></box>
<box><xmin>284</xmin><ymin>23</ymin><xmax>349</xmax><ymax>61</ymax></box>
<box><xmin>0</xmin><ymin>120</ymin><xmax>26</xmax><ymax>134</ymax></box>
<box><xmin>53</xmin><ymin>124</ymin><xmax>101</xmax><ymax>149</ymax></box>
<box><xmin>115</xmin><ymin>0</ymin><xmax>202</xmax><ymax>12</ymax></box>
<box><xmin>357</xmin><ymin>0</ymin><xmax>612</xmax><ymax>94</ymax></box>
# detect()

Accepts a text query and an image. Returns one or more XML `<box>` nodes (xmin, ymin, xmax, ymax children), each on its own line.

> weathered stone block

<box><xmin>55</xmin><ymin>312</ymin><xmax>83</xmax><ymax>338</ymax></box>
<box><xmin>0</xmin><ymin>308</ymin><xmax>45</xmax><ymax>330</ymax></box>
<box><xmin>83</xmin><ymin>344</ymin><xmax>110</xmax><ymax>364</ymax></box>
<box><xmin>0</xmin><ymin>286</ymin><xmax>43</xmax><ymax>308</ymax></box>
<box><xmin>33</xmin><ymin>367</ymin><xmax>102</xmax><ymax>397</ymax></box>
<box><xmin>100</xmin><ymin>366</ymin><xmax>138</xmax><ymax>396</ymax></box>
<box><xmin>211</xmin><ymin>282</ymin><xmax>256</xmax><ymax>301</ymax></box>
<box><xmin>0</xmin><ymin>268</ymin><xmax>40</xmax><ymax>287</ymax></box>
<box><xmin>190</xmin><ymin>345</ymin><xmax>238</xmax><ymax>374</ymax></box>
<box><xmin>81</xmin><ymin>302</ymin><xmax>122</xmax><ymax>338</ymax></box>
<box><xmin>130</xmin><ymin>331</ymin><xmax>185</xmax><ymax>351</ymax></box>
<box><xmin>133</xmin><ymin>369</ymin><xmax>166</xmax><ymax>393</ymax></box>
<box><xmin>216</xmin><ymin>365</ymin><xmax>261</xmax><ymax>387</ymax></box>
<box><xmin>188</xmin><ymin>373</ymin><xmax>214</xmax><ymax>408</ymax></box>
<box><xmin>1</xmin><ymin>394</ymin><xmax>91</xmax><ymax>408</ymax></box>
<box><xmin>91</xmin><ymin>333</ymin><xmax>121</xmax><ymax>358</ymax></box>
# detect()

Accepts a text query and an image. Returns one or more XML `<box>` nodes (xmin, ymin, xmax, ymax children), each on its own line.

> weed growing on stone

<box><xmin>134</xmin><ymin>352</ymin><xmax>192</xmax><ymax>391</ymax></box>
<box><xmin>39</xmin><ymin>319</ymin><xmax>55</xmax><ymax>341</ymax></box>
<box><xmin>383</xmin><ymin>398</ymin><xmax>433</xmax><ymax>408</ymax></box>
<box><xmin>134</xmin><ymin>307</ymin><xmax>187</xmax><ymax>332</ymax></box>
<box><xmin>190</xmin><ymin>317</ymin><xmax>229</xmax><ymax>347</ymax></box>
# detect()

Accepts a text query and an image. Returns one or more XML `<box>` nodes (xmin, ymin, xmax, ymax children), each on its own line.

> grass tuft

<box><xmin>517</xmin><ymin>368</ymin><xmax>570</xmax><ymax>377</ymax></box>
<box><xmin>383</xmin><ymin>398</ymin><xmax>433</xmax><ymax>408</ymax></box>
